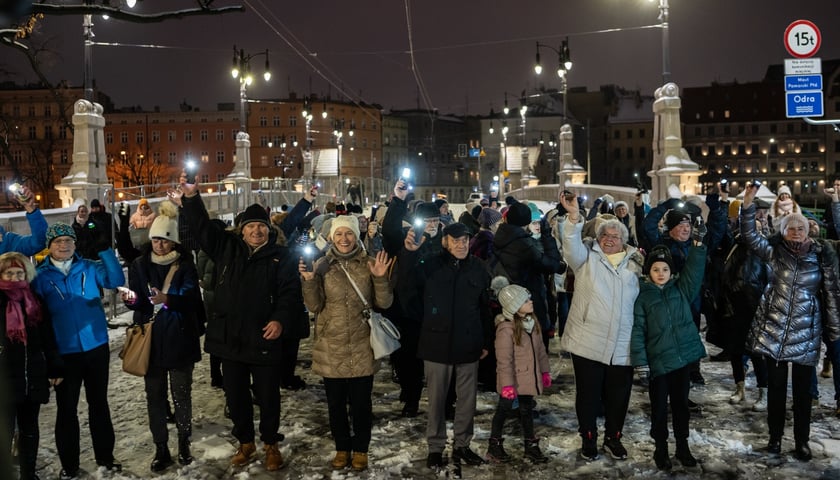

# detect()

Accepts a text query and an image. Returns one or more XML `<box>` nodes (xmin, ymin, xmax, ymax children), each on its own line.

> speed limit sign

<box><xmin>784</xmin><ymin>20</ymin><xmax>821</xmax><ymax>58</ymax></box>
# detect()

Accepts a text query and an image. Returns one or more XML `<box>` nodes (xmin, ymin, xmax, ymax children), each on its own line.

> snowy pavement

<box><xmin>21</xmin><ymin>310</ymin><xmax>840</xmax><ymax>479</ymax></box>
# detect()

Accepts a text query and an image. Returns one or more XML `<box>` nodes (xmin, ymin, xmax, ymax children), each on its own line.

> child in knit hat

<box><xmin>487</xmin><ymin>280</ymin><xmax>551</xmax><ymax>464</ymax></box>
<box><xmin>631</xmin><ymin>239</ymin><xmax>707</xmax><ymax>471</ymax></box>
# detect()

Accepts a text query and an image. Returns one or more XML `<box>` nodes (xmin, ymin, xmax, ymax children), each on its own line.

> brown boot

<box><xmin>351</xmin><ymin>452</ymin><xmax>368</xmax><ymax>471</ymax></box>
<box><xmin>231</xmin><ymin>442</ymin><xmax>256</xmax><ymax>466</ymax></box>
<box><xmin>264</xmin><ymin>443</ymin><xmax>284</xmax><ymax>471</ymax></box>
<box><xmin>331</xmin><ymin>451</ymin><xmax>351</xmax><ymax>469</ymax></box>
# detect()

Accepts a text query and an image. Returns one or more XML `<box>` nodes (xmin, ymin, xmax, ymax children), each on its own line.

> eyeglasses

<box><xmin>1</xmin><ymin>270</ymin><xmax>26</xmax><ymax>280</ymax></box>
<box><xmin>447</xmin><ymin>237</ymin><xmax>470</xmax><ymax>245</ymax></box>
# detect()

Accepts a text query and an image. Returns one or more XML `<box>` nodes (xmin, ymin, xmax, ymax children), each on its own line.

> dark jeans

<box><xmin>556</xmin><ymin>292</ymin><xmax>570</xmax><ymax>337</ymax></box>
<box><xmin>54</xmin><ymin>343</ymin><xmax>116</xmax><ymax>472</ymax></box>
<box><xmin>279</xmin><ymin>337</ymin><xmax>301</xmax><ymax>384</ymax></box>
<box><xmin>6</xmin><ymin>401</ymin><xmax>40</xmax><ymax>478</ymax></box>
<box><xmin>222</xmin><ymin>359</ymin><xmax>283</xmax><ymax>444</ymax></box>
<box><xmin>490</xmin><ymin>395</ymin><xmax>536</xmax><ymax>440</ymax></box>
<box><xmin>323</xmin><ymin>376</ymin><xmax>374</xmax><ymax>453</ymax></box>
<box><xmin>392</xmin><ymin>321</ymin><xmax>423</xmax><ymax>407</ymax></box>
<box><xmin>570</xmin><ymin>354</ymin><xmax>633</xmax><ymax>438</ymax></box>
<box><xmin>765</xmin><ymin>356</ymin><xmax>813</xmax><ymax>443</ymax></box>
<box><xmin>209</xmin><ymin>354</ymin><xmax>223</xmax><ymax>384</ymax></box>
<box><xmin>648</xmin><ymin>366</ymin><xmax>690</xmax><ymax>442</ymax></box>
<box><xmin>731</xmin><ymin>353</ymin><xmax>768</xmax><ymax>387</ymax></box>
<box><xmin>144</xmin><ymin>364</ymin><xmax>194</xmax><ymax>443</ymax></box>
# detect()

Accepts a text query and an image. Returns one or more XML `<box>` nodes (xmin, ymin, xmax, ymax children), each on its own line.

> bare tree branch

<box><xmin>30</xmin><ymin>3</ymin><xmax>245</xmax><ymax>23</ymax></box>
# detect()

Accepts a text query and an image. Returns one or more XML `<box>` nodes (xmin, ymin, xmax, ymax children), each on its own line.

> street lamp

<box><xmin>534</xmin><ymin>38</ymin><xmax>572</xmax><ymax>120</ymax></box>
<box><xmin>231</xmin><ymin>45</ymin><xmax>271</xmax><ymax>133</ymax></box>
<box><xmin>764</xmin><ymin>137</ymin><xmax>775</xmax><ymax>173</ymax></box>
<box><xmin>83</xmin><ymin>1</ymin><xmax>138</xmax><ymax>101</ymax></box>
<box><xmin>649</xmin><ymin>0</ymin><xmax>671</xmax><ymax>84</ymax></box>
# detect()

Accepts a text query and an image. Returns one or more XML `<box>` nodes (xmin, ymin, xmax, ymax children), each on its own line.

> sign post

<box><xmin>783</xmin><ymin>20</ymin><xmax>823</xmax><ymax>119</ymax></box>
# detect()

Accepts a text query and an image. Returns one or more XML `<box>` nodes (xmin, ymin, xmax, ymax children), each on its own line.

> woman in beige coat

<box><xmin>299</xmin><ymin>215</ymin><xmax>393</xmax><ymax>472</ymax></box>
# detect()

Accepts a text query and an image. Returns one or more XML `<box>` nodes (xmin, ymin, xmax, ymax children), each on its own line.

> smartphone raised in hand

<box><xmin>398</xmin><ymin>168</ymin><xmax>411</xmax><ymax>191</ymax></box>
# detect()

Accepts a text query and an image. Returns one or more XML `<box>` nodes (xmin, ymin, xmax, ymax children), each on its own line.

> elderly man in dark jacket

<box><xmin>492</xmin><ymin>201</ymin><xmax>564</xmax><ymax>350</ymax></box>
<box><xmin>400</xmin><ymin>222</ymin><xmax>493</xmax><ymax>471</ymax></box>
<box><xmin>175</xmin><ymin>180</ymin><xmax>306</xmax><ymax>472</ymax></box>
<box><xmin>382</xmin><ymin>180</ymin><xmax>445</xmax><ymax>418</ymax></box>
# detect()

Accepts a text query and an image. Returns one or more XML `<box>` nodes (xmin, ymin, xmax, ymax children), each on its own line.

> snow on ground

<box><xmin>19</xmin><ymin>309</ymin><xmax>840</xmax><ymax>479</ymax></box>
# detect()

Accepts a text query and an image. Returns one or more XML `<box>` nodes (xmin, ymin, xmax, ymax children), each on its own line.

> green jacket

<box><xmin>631</xmin><ymin>244</ymin><xmax>707</xmax><ymax>378</ymax></box>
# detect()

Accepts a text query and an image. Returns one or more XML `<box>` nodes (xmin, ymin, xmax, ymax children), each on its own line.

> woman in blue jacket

<box><xmin>31</xmin><ymin>223</ymin><xmax>125</xmax><ymax>480</ymax></box>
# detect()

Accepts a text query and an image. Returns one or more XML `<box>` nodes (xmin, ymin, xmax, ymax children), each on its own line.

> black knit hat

<box><xmin>665</xmin><ymin>209</ymin><xmax>691</xmax><ymax>231</ymax></box>
<box><xmin>238</xmin><ymin>203</ymin><xmax>270</xmax><ymax>227</ymax></box>
<box><xmin>644</xmin><ymin>245</ymin><xmax>674</xmax><ymax>275</ymax></box>
<box><xmin>415</xmin><ymin>202</ymin><xmax>440</xmax><ymax>219</ymax></box>
<box><xmin>506</xmin><ymin>202</ymin><xmax>531</xmax><ymax>227</ymax></box>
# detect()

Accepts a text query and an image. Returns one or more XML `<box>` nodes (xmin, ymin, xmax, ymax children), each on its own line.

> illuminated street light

<box><xmin>534</xmin><ymin>38</ymin><xmax>572</xmax><ymax>120</ymax></box>
<box><xmin>230</xmin><ymin>45</ymin><xmax>271</xmax><ymax>132</ymax></box>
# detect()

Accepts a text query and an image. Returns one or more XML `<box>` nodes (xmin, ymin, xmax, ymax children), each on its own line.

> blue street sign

<box><xmin>785</xmin><ymin>91</ymin><xmax>823</xmax><ymax>118</ymax></box>
<box><xmin>785</xmin><ymin>74</ymin><xmax>822</xmax><ymax>91</ymax></box>
<box><xmin>468</xmin><ymin>147</ymin><xmax>480</xmax><ymax>158</ymax></box>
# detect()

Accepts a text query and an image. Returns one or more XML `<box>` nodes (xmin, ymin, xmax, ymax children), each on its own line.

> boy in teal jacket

<box><xmin>631</xmin><ymin>234</ymin><xmax>707</xmax><ymax>471</ymax></box>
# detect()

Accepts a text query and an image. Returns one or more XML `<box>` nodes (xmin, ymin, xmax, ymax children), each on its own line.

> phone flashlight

<box><xmin>412</xmin><ymin>217</ymin><xmax>424</xmax><ymax>244</ymax></box>
<box><xmin>399</xmin><ymin>168</ymin><xmax>411</xmax><ymax>190</ymax></box>
<box><xmin>184</xmin><ymin>160</ymin><xmax>197</xmax><ymax>184</ymax></box>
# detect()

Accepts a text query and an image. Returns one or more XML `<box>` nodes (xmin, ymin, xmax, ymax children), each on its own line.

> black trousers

<box><xmin>323</xmin><ymin>376</ymin><xmax>374</xmax><ymax>453</ymax></box>
<box><xmin>571</xmin><ymin>354</ymin><xmax>633</xmax><ymax>438</ymax></box>
<box><xmin>222</xmin><ymin>359</ymin><xmax>283</xmax><ymax>444</ymax></box>
<box><xmin>144</xmin><ymin>364</ymin><xmax>194</xmax><ymax>444</ymax></box>
<box><xmin>392</xmin><ymin>321</ymin><xmax>424</xmax><ymax>407</ymax></box>
<box><xmin>6</xmin><ymin>400</ymin><xmax>40</xmax><ymax>479</ymax></box>
<box><xmin>54</xmin><ymin>343</ymin><xmax>116</xmax><ymax>472</ymax></box>
<box><xmin>648</xmin><ymin>365</ymin><xmax>690</xmax><ymax>442</ymax></box>
<box><xmin>490</xmin><ymin>395</ymin><xmax>536</xmax><ymax>440</ymax></box>
<box><xmin>765</xmin><ymin>356</ymin><xmax>813</xmax><ymax>443</ymax></box>
<box><xmin>279</xmin><ymin>337</ymin><xmax>301</xmax><ymax>384</ymax></box>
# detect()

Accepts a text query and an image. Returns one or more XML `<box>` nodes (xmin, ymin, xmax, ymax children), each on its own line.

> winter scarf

<box><xmin>151</xmin><ymin>250</ymin><xmax>180</xmax><ymax>266</ymax></box>
<box><xmin>0</xmin><ymin>279</ymin><xmax>42</xmax><ymax>345</ymax></box>
<box><xmin>783</xmin><ymin>237</ymin><xmax>812</xmax><ymax>256</ymax></box>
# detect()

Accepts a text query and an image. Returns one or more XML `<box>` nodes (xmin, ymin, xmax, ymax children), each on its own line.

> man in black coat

<box><xmin>400</xmin><ymin>222</ymin><xmax>493</xmax><ymax>470</ymax></box>
<box><xmin>381</xmin><ymin>180</ymin><xmax>444</xmax><ymax>418</ymax></box>
<box><xmin>176</xmin><ymin>179</ymin><xmax>306</xmax><ymax>472</ymax></box>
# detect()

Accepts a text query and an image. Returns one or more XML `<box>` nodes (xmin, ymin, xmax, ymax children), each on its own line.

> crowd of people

<box><xmin>3</xmin><ymin>175</ymin><xmax>840</xmax><ymax>479</ymax></box>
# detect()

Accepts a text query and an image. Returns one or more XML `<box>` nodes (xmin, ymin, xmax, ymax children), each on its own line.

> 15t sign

<box><xmin>784</xmin><ymin>20</ymin><xmax>821</xmax><ymax>58</ymax></box>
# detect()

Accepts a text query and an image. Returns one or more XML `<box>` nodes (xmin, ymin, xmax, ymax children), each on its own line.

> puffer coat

<box><xmin>494</xmin><ymin>315</ymin><xmax>549</xmax><ymax>396</ymax></box>
<box><xmin>302</xmin><ymin>246</ymin><xmax>393</xmax><ymax>378</ymax></box>
<box><xmin>741</xmin><ymin>203</ymin><xmax>840</xmax><ymax>366</ymax></box>
<box><xmin>631</xmin><ymin>244</ymin><xmax>708</xmax><ymax>378</ymax></box>
<box><xmin>560</xmin><ymin>217</ymin><xmax>644</xmax><ymax>366</ymax></box>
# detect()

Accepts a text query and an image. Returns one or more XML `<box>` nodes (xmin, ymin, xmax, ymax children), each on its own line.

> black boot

<box><xmin>653</xmin><ymin>440</ymin><xmax>671</xmax><ymax>470</ymax></box>
<box><xmin>486</xmin><ymin>437</ymin><xmax>511</xmax><ymax>463</ymax></box>
<box><xmin>523</xmin><ymin>438</ymin><xmax>548</xmax><ymax>464</ymax></box>
<box><xmin>795</xmin><ymin>441</ymin><xmax>812</xmax><ymax>461</ymax></box>
<box><xmin>151</xmin><ymin>442</ymin><xmax>173</xmax><ymax>472</ymax></box>
<box><xmin>675</xmin><ymin>439</ymin><xmax>697</xmax><ymax>467</ymax></box>
<box><xmin>18</xmin><ymin>433</ymin><xmax>40</xmax><ymax>480</ymax></box>
<box><xmin>178</xmin><ymin>435</ymin><xmax>194</xmax><ymax>465</ymax></box>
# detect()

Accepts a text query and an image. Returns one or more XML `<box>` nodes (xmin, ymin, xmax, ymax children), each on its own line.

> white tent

<box><xmin>735</xmin><ymin>184</ymin><xmax>777</xmax><ymax>201</ymax></box>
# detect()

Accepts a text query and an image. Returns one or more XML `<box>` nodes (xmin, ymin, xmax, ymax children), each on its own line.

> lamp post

<box><xmin>649</xmin><ymin>0</ymin><xmax>671</xmax><ymax>84</ymax></box>
<box><xmin>83</xmin><ymin>0</ymin><xmax>138</xmax><ymax>101</ymax></box>
<box><xmin>231</xmin><ymin>45</ymin><xmax>271</xmax><ymax>133</ymax></box>
<box><xmin>764</xmin><ymin>137</ymin><xmax>775</xmax><ymax>173</ymax></box>
<box><xmin>534</xmin><ymin>38</ymin><xmax>572</xmax><ymax>120</ymax></box>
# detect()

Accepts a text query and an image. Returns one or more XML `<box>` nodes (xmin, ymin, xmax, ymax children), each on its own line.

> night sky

<box><xmin>4</xmin><ymin>0</ymin><xmax>840</xmax><ymax>115</ymax></box>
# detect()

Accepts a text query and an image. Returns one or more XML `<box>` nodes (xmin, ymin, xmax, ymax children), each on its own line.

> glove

<box><xmin>633</xmin><ymin>365</ymin><xmax>650</xmax><ymax>385</ymax></box>
<box><xmin>542</xmin><ymin>372</ymin><xmax>552</xmax><ymax>388</ymax></box>
<box><xmin>692</xmin><ymin>218</ymin><xmax>707</xmax><ymax>242</ymax></box>
<box><xmin>501</xmin><ymin>385</ymin><xmax>517</xmax><ymax>400</ymax></box>
<box><xmin>705</xmin><ymin>192</ymin><xmax>721</xmax><ymax>211</ymax></box>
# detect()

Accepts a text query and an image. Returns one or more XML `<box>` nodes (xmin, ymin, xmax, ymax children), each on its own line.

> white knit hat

<box><xmin>148</xmin><ymin>200</ymin><xmax>180</xmax><ymax>244</ymax></box>
<box><xmin>498</xmin><ymin>284</ymin><xmax>531</xmax><ymax>320</ymax></box>
<box><xmin>777</xmin><ymin>185</ymin><xmax>792</xmax><ymax>197</ymax></box>
<box><xmin>329</xmin><ymin>215</ymin><xmax>361</xmax><ymax>242</ymax></box>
